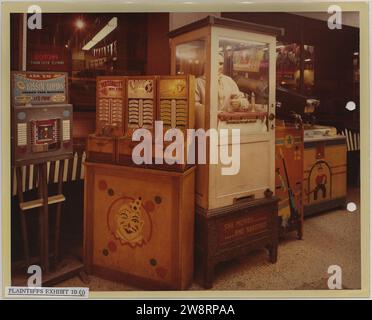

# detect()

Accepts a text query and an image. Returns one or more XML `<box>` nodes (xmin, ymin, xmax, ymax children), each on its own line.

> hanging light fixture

<box><xmin>82</xmin><ymin>17</ymin><xmax>118</xmax><ymax>51</ymax></box>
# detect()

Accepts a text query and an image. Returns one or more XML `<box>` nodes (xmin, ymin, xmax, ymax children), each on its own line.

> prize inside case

<box><xmin>216</xmin><ymin>37</ymin><xmax>270</xmax><ymax>134</ymax></box>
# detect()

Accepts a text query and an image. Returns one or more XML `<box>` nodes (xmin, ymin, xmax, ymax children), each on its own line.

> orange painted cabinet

<box><xmin>84</xmin><ymin>162</ymin><xmax>195</xmax><ymax>290</ymax></box>
<box><xmin>303</xmin><ymin>135</ymin><xmax>347</xmax><ymax>216</ymax></box>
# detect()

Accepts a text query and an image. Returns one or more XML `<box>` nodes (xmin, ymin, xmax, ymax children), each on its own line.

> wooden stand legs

<box><xmin>15</xmin><ymin>167</ymin><xmax>30</xmax><ymax>268</ymax></box>
<box><xmin>15</xmin><ymin>162</ymin><xmax>66</xmax><ymax>274</ymax></box>
<box><xmin>54</xmin><ymin>161</ymin><xmax>64</xmax><ymax>265</ymax></box>
<box><xmin>40</xmin><ymin>163</ymin><xmax>49</xmax><ymax>272</ymax></box>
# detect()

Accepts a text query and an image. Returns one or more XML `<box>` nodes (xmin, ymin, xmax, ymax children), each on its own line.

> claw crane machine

<box><xmin>169</xmin><ymin>16</ymin><xmax>284</xmax><ymax>288</ymax></box>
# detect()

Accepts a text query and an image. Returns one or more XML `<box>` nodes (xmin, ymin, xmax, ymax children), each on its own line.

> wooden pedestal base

<box><xmin>195</xmin><ymin>197</ymin><xmax>279</xmax><ymax>289</ymax></box>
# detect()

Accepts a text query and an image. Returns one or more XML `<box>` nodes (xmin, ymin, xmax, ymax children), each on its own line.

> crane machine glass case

<box><xmin>169</xmin><ymin>16</ymin><xmax>281</xmax><ymax>210</ymax></box>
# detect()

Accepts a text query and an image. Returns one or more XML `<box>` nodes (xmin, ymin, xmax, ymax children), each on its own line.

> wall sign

<box><xmin>12</xmin><ymin>71</ymin><xmax>68</xmax><ymax>106</ymax></box>
<box><xmin>27</xmin><ymin>46</ymin><xmax>69</xmax><ymax>72</ymax></box>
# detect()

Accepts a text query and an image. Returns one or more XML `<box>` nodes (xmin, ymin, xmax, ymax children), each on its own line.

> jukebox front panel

<box><xmin>12</xmin><ymin>104</ymin><xmax>73</xmax><ymax>165</ymax></box>
<box><xmin>96</xmin><ymin>77</ymin><xmax>126</xmax><ymax>137</ymax></box>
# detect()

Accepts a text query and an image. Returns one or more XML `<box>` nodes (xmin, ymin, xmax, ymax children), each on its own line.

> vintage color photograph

<box><xmin>2</xmin><ymin>1</ymin><xmax>369</xmax><ymax>299</ymax></box>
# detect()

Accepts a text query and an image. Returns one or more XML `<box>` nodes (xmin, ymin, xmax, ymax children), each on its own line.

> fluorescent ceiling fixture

<box><xmin>304</xmin><ymin>58</ymin><xmax>311</xmax><ymax>62</ymax></box>
<box><xmin>83</xmin><ymin>17</ymin><xmax>118</xmax><ymax>50</ymax></box>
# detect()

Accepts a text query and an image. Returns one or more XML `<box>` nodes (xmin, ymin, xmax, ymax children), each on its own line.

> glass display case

<box><xmin>170</xmin><ymin>16</ymin><xmax>283</xmax><ymax>210</ymax></box>
<box><xmin>276</xmin><ymin>43</ymin><xmax>301</xmax><ymax>92</ymax></box>
<box><xmin>276</xmin><ymin>43</ymin><xmax>315</xmax><ymax>95</ymax></box>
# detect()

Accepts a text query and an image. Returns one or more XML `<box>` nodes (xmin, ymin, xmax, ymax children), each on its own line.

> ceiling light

<box><xmin>75</xmin><ymin>19</ymin><xmax>85</xmax><ymax>29</ymax></box>
<box><xmin>83</xmin><ymin>17</ymin><xmax>118</xmax><ymax>51</ymax></box>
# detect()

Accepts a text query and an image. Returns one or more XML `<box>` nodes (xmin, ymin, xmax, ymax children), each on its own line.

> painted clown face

<box><xmin>115</xmin><ymin>198</ymin><xmax>144</xmax><ymax>243</ymax></box>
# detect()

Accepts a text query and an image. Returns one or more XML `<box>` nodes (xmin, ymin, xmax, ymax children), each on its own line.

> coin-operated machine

<box><xmin>169</xmin><ymin>16</ymin><xmax>283</xmax><ymax>288</ymax></box>
<box><xmin>84</xmin><ymin>75</ymin><xmax>197</xmax><ymax>290</ymax></box>
<box><xmin>116</xmin><ymin>76</ymin><xmax>157</xmax><ymax>165</ymax></box>
<box><xmin>11</xmin><ymin>71</ymin><xmax>73</xmax><ymax>274</ymax></box>
<box><xmin>276</xmin><ymin>87</ymin><xmax>347</xmax><ymax>216</ymax></box>
<box><xmin>13</xmin><ymin>104</ymin><xmax>73</xmax><ymax>165</ymax></box>
<box><xmin>12</xmin><ymin>72</ymin><xmax>73</xmax><ymax>166</ymax></box>
<box><xmin>87</xmin><ymin>76</ymin><xmax>126</xmax><ymax>163</ymax></box>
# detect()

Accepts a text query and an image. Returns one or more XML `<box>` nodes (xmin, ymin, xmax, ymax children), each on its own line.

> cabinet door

<box><xmin>209</xmin><ymin>27</ymin><xmax>276</xmax><ymax>209</ymax></box>
<box><xmin>91</xmin><ymin>166</ymin><xmax>178</xmax><ymax>286</ymax></box>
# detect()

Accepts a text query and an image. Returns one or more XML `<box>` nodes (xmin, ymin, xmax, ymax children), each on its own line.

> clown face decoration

<box><xmin>107</xmin><ymin>196</ymin><xmax>154</xmax><ymax>248</ymax></box>
<box><xmin>116</xmin><ymin>199</ymin><xmax>145</xmax><ymax>243</ymax></box>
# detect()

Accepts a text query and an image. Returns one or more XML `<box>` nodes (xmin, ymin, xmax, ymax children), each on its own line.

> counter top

<box><xmin>304</xmin><ymin>134</ymin><xmax>346</xmax><ymax>143</ymax></box>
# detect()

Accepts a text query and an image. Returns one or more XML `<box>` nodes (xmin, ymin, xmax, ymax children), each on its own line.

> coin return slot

<box><xmin>234</xmin><ymin>194</ymin><xmax>255</xmax><ymax>204</ymax></box>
